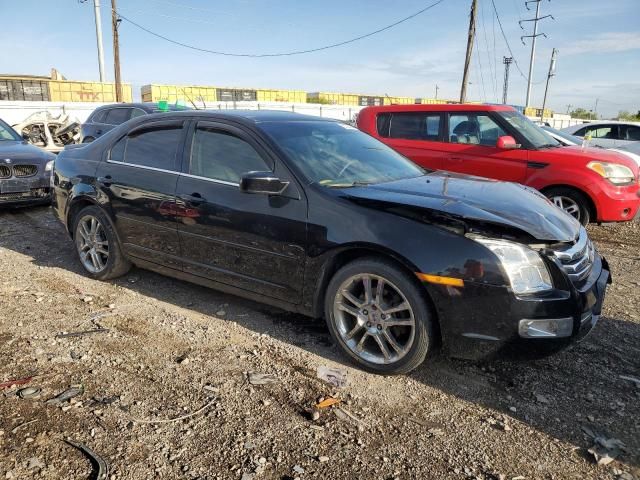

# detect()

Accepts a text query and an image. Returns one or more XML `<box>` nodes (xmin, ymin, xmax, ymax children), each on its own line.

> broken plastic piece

<box><xmin>316</xmin><ymin>366</ymin><xmax>348</xmax><ymax>388</ymax></box>
<box><xmin>64</xmin><ymin>438</ymin><xmax>109</xmax><ymax>480</ymax></box>
<box><xmin>46</xmin><ymin>384</ymin><xmax>84</xmax><ymax>405</ymax></box>
<box><xmin>247</xmin><ymin>372</ymin><xmax>278</xmax><ymax>386</ymax></box>
<box><xmin>0</xmin><ymin>376</ymin><xmax>33</xmax><ymax>389</ymax></box>
<box><xmin>18</xmin><ymin>387</ymin><xmax>42</xmax><ymax>399</ymax></box>
<box><xmin>56</xmin><ymin>328</ymin><xmax>109</xmax><ymax>339</ymax></box>
<box><xmin>315</xmin><ymin>397</ymin><xmax>340</xmax><ymax>409</ymax></box>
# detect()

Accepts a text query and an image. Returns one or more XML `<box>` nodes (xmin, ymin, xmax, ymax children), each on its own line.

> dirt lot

<box><xmin>0</xmin><ymin>206</ymin><xmax>638</xmax><ymax>480</ymax></box>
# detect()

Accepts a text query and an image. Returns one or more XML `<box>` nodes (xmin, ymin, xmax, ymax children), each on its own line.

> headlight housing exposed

<box><xmin>472</xmin><ymin>237</ymin><xmax>553</xmax><ymax>294</ymax></box>
<box><xmin>587</xmin><ymin>161</ymin><xmax>635</xmax><ymax>185</ymax></box>
<box><xmin>45</xmin><ymin>160</ymin><xmax>54</xmax><ymax>172</ymax></box>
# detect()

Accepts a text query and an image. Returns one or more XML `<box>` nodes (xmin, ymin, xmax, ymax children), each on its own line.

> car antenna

<box><xmin>179</xmin><ymin>87</ymin><xmax>199</xmax><ymax>110</ymax></box>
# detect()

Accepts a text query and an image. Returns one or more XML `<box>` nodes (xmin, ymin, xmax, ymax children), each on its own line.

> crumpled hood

<box><xmin>343</xmin><ymin>172</ymin><xmax>580</xmax><ymax>242</ymax></box>
<box><xmin>0</xmin><ymin>141</ymin><xmax>54</xmax><ymax>163</ymax></box>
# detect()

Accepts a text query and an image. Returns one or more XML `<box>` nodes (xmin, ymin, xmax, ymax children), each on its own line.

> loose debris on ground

<box><xmin>0</xmin><ymin>207</ymin><xmax>639</xmax><ymax>479</ymax></box>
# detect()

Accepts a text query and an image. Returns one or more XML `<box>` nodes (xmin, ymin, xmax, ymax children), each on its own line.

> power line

<box><xmin>474</xmin><ymin>33</ymin><xmax>487</xmax><ymax>102</ymax></box>
<box><xmin>480</xmin><ymin>0</ymin><xmax>498</xmax><ymax>102</ymax></box>
<box><xmin>489</xmin><ymin>0</ymin><xmax>527</xmax><ymax>80</ymax></box>
<box><xmin>114</xmin><ymin>0</ymin><xmax>447</xmax><ymax>58</ymax></box>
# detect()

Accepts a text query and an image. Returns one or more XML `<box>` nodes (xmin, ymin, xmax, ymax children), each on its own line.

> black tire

<box><xmin>72</xmin><ymin>205</ymin><xmax>131</xmax><ymax>280</ymax></box>
<box><xmin>82</xmin><ymin>136</ymin><xmax>95</xmax><ymax>143</ymax></box>
<box><xmin>544</xmin><ymin>187</ymin><xmax>592</xmax><ymax>225</ymax></box>
<box><xmin>324</xmin><ymin>257</ymin><xmax>435</xmax><ymax>375</ymax></box>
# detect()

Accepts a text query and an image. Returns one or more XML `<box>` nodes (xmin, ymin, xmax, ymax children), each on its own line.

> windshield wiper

<box><xmin>325</xmin><ymin>181</ymin><xmax>372</xmax><ymax>188</ymax></box>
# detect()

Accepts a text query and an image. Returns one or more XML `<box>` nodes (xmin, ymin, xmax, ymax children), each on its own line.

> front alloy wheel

<box><xmin>334</xmin><ymin>274</ymin><xmax>415</xmax><ymax>365</ymax></box>
<box><xmin>325</xmin><ymin>258</ymin><xmax>434</xmax><ymax>375</ymax></box>
<box><xmin>551</xmin><ymin>195</ymin><xmax>581</xmax><ymax>221</ymax></box>
<box><xmin>544</xmin><ymin>187</ymin><xmax>591</xmax><ymax>225</ymax></box>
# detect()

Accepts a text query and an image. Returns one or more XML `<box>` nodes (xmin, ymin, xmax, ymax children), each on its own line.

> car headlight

<box><xmin>587</xmin><ymin>161</ymin><xmax>635</xmax><ymax>185</ymax></box>
<box><xmin>45</xmin><ymin>160</ymin><xmax>54</xmax><ymax>172</ymax></box>
<box><xmin>472</xmin><ymin>237</ymin><xmax>553</xmax><ymax>294</ymax></box>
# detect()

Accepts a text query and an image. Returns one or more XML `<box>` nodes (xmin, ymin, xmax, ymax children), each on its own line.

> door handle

<box><xmin>450</xmin><ymin>156</ymin><xmax>463</xmax><ymax>161</ymax></box>
<box><xmin>179</xmin><ymin>193</ymin><xmax>206</xmax><ymax>206</ymax></box>
<box><xmin>97</xmin><ymin>175</ymin><xmax>112</xmax><ymax>187</ymax></box>
<box><xmin>96</xmin><ymin>129</ymin><xmax>103</xmax><ymax>135</ymax></box>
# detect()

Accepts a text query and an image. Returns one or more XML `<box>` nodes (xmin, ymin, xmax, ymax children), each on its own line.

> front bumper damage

<box><xmin>427</xmin><ymin>253</ymin><xmax>611</xmax><ymax>362</ymax></box>
<box><xmin>0</xmin><ymin>171</ymin><xmax>52</xmax><ymax>207</ymax></box>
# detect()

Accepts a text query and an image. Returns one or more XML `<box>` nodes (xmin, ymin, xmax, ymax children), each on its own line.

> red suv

<box><xmin>357</xmin><ymin>104</ymin><xmax>640</xmax><ymax>224</ymax></box>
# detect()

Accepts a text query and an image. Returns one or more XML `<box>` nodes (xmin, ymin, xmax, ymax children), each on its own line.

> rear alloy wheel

<box><xmin>545</xmin><ymin>187</ymin><xmax>591</xmax><ymax>225</ymax></box>
<box><xmin>73</xmin><ymin>206</ymin><xmax>131</xmax><ymax>280</ymax></box>
<box><xmin>325</xmin><ymin>258</ymin><xmax>434</xmax><ymax>375</ymax></box>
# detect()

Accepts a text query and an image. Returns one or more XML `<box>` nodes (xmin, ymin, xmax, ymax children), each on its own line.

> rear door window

<box><xmin>449</xmin><ymin>113</ymin><xmax>507</xmax><ymax>146</ymax></box>
<box><xmin>130</xmin><ymin>108</ymin><xmax>147</xmax><ymax>119</ymax></box>
<box><xmin>582</xmin><ymin>124</ymin><xmax>619</xmax><ymax>139</ymax></box>
<box><xmin>380</xmin><ymin>113</ymin><xmax>442</xmax><ymax>141</ymax></box>
<box><xmin>621</xmin><ymin>125</ymin><xmax>640</xmax><ymax>141</ymax></box>
<box><xmin>110</xmin><ymin>123</ymin><xmax>183</xmax><ymax>171</ymax></box>
<box><xmin>105</xmin><ymin>108</ymin><xmax>132</xmax><ymax>125</ymax></box>
<box><xmin>90</xmin><ymin>109</ymin><xmax>108</xmax><ymax>124</ymax></box>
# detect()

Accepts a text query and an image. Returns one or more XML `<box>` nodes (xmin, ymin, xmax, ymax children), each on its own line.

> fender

<box><xmin>526</xmin><ymin>167</ymin><xmax>600</xmax><ymax>201</ymax></box>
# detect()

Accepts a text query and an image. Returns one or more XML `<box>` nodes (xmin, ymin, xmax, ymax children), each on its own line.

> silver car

<box><xmin>542</xmin><ymin>126</ymin><xmax>640</xmax><ymax>167</ymax></box>
<box><xmin>560</xmin><ymin>121</ymin><xmax>640</xmax><ymax>148</ymax></box>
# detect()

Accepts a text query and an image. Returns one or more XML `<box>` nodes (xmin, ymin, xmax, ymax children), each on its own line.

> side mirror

<box><xmin>496</xmin><ymin>135</ymin><xmax>520</xmax><ymax>150</ymax></box>
<box><xmin>240</xmin><ymin>171</ymin><xmax>289</xmax><ymax>195</ymax></box>
<box><xmin>22</xmin><ymin>132</ymin><xmax>30</xmax><ymax>141</ymax></box>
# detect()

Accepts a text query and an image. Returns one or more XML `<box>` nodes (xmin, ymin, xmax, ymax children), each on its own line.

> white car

<box><xmin>560</xmin><ymin>121</ymin><xmax>640</xmax><ymax>148</ymax></box>
<box><xmin>542</xmin><ymin>126</ymin><xmax>640</xmax><ymax>167</ymax></box>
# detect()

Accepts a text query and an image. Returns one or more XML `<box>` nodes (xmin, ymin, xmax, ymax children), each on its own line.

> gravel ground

<box><xmin>0</xmin><ymin>206</ymin><xmax>638</xmax><ymax>480</ymax></box>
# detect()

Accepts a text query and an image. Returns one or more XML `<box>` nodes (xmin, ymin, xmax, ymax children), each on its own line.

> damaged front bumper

<box><xmin>0</xmin><ymin>173</ymin><xmax>53</xmax><ymax>207</ymax></box>
<box><xmin>428</xmin><ymin>253</ymin><xmax>611</xmax><ymax>361</ymax></box>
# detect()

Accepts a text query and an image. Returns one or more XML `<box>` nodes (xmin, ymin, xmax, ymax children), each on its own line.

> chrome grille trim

<box><xmin>0</xmin><ymin>165</ymin><xmax>10</xmax><ymax>178</ymax></box>
<box><xmin>13</xmin><ymin>165</ymin><xmax>38</xmax><ymax>177</ymax></box>
<box><xmin>550</xmin><ymin>227</ymin><xmax>594</xmax><ymax>282</ymax></box>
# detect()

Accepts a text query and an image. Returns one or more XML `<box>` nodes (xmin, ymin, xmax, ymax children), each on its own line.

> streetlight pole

<box><xmin>93</xmin><ymin>0</ymin><xmax>106</xmax><ymax>82</ymax></box>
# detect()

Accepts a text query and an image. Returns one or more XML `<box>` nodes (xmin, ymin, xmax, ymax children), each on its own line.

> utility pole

<box><xmin>540</xmin><ymin>48</ymin><xmax>557</xmax><ymax>123</ymax></box>
<box><xmin>435</xmin><ymin>84</ymin><xmax>439</xmax><ymax>100</ymax></box>
<box><xmin>594</xmin><ymin>98</ymin><xmax>599</xmax><ymax>119</ymax></box>
<box><xmin>111</xmin><ymin>0</ymin><xmax>122</xmax><ymax>102</ymax></box>
<box><xmin>520</xmin><ymin>0</ymin><xmax>553</xmax><ymax>107</ymax></box>
<box><xmin>460</xmin><ymin>0</ymin><xmax>477</xmax><ymax>104</ymax></box>
<box><xmin>502</xmin><ymin>57</ymin><xmax>513</xmax><ymax>104</ymax></box>
<box><xmin>92</xmin><ymin>0</ymin><xmax>106</xmax><ymax>82</ymax></box>
<box><xmin>566</xmin><ymin>104</ymin><xmax>572</xmax><ymax>114</ymax></box>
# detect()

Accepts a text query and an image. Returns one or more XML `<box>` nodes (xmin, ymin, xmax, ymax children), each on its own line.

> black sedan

<box><xmin>0</xmin><ymin>118</ymin><xmax>56</xmax><ymax>207</ymax></box>
<box><xmin>80</xmin><ymin>102</ymin><xmax>191</xmax><ymax>143</ymax></box>
<box><xmin>52</xmin><ymin>111</ymin><xmax>609</xmax><ymax>374</ymax></box>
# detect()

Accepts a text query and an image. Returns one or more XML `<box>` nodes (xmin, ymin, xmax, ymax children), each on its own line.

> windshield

<box><xmin>0</xmin><ymin>119</ymin><xmax>21</xmax><ymax>141</ymax></box>
<box><xmin>541</xmin><ymin>126</ymin><xmax>581</xmax><ymax>145</ymax></box>
<box><xmin>260</xmin><ymin>121</ymin><xmax>424</xmax><ymax>187</ymax></box>
<box><xmin>498</xmin><ymin>111</ymin><xmax>560</xmax><ymax>149</ymax></box>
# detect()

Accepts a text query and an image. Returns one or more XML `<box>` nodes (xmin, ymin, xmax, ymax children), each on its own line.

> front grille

<box><xmin>0</xmin><ymin>165</ymin><xmax>10</xmax><ymax>178</ymax></box>
<box><xmin>12</xmin><ymin>165</ymin><xmax>38</xmax><ymax>177</ymax></box>
<box><xmin>550</xmin><ymin>227</ymin><xmax>595</xmax><ymax>283</ymax></box>
<box><xmin>0</xmin><ymin>188</ymin><xmax>48</xmax><ymax>202</ymax></box>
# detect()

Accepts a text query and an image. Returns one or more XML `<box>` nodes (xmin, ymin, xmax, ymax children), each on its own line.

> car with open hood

<box><xmin>357</xmin><ymin>104</ymin><xmax>640</xmax><ymax>225</ymax></box>
<box><xmin>52</xmin><ymin>111</ymin><xmax>610</xmax><ymax>374</ymax></box>
<box><xmin>0</xmin><ymin>117</ymin><xmax>56</xmax><ymax>207</ymax></box>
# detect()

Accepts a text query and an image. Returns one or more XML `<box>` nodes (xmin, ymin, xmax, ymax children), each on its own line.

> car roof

<box><xmin>94</xmin><ymin>102</ymin><xmax>190</xmax><ymax>113</ymax></box>
<box><xmin>360</xmin><ymin>103</ymin><xmax>516</xmax><ymax>113</ymax></box>
<box><xmin>565</xmin><ymin>120</ymin><xmax>640</xmax><ymax>129</ymax></box>
<box><xmin>135</xmin><ymin>109</ymin><xmax>329</xmax><ymax>124</ymax></box>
